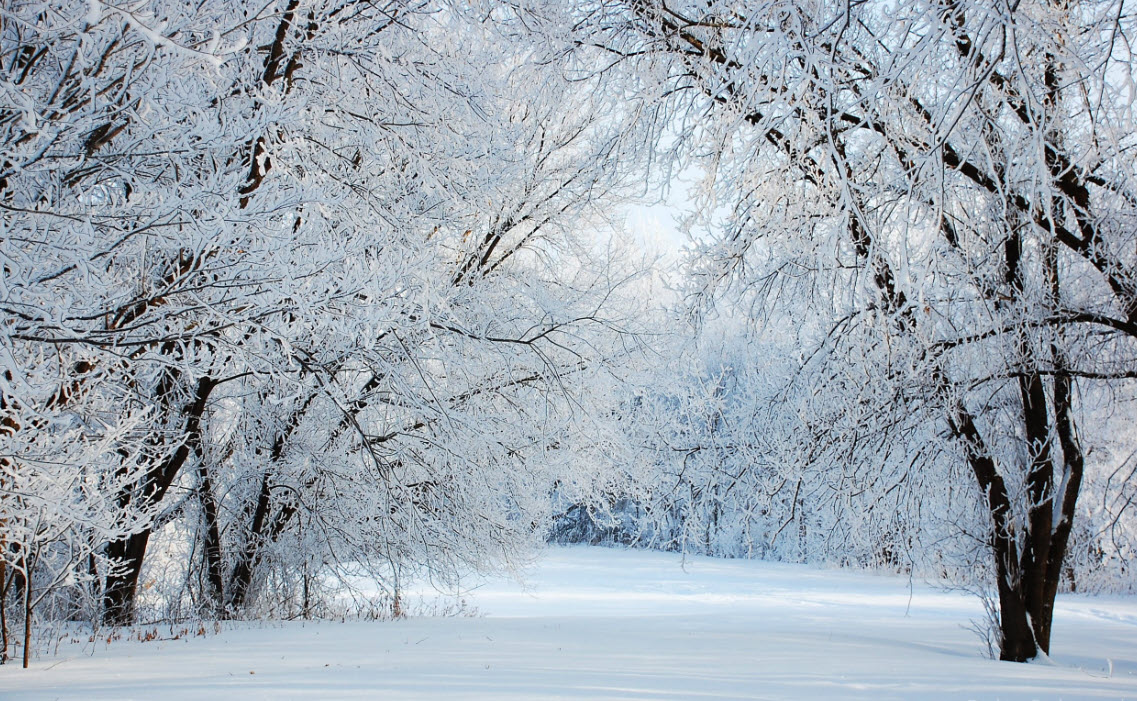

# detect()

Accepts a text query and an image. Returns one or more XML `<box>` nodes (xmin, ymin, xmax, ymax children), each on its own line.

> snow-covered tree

<box><xmin>1</xmin><ymin>0</ymin><xmax>648</xmax><ymax>656</ymax></box>
<box><xmin>557</xmin><ymin>0</ymin><xmax>1137</xmax><ymax>661</ymax></box>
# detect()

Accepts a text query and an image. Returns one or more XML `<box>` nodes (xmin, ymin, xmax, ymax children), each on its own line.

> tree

<box><xmin>564</xmin><ymin>0</ymin><xmax>1137</xmax><ymax>660</ymax></box>
<box><xmin>2</xmin><ymin>0</ymin><xmax>648</xmax><ymax>653</ymax></box>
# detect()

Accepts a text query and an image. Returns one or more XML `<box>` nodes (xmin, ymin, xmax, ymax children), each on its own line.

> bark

<box><xmin>21</xmin><ymin>556</ymin><xmax>30</xmax><ymax>669</ymax></box>
<box><xmin>0</xmin><ymin>374</ymin><xmax>14</xmax><ymax>664</ymax></box>
<box><xmin>940</xmin><ymin>237</ymin><xmax>1082</xmax><ymax>660</ymax></box>
<box><xmin>166</xmin><ymin>0</ymin><xmax>323</xmax><ymax>618</ymax></box>
<box><xmin>102</xmin><ymin>376</ymin><xmax>215</xmax><ymax>626</ymax></box>
<box><xmin>101</xmin><ymin>531</ymin><xmax>149</xmax><ymax>627</ymax></box>
<box><xmin>1032</xmin><ymin>245</ymin><xmax>1085</xmax><ymax>655</ymax></box>
<box><xmin>226</xmin><ymin>387</ymin><xmax>315</xmax><ymax>614</ymax></box>
<box><xmin>1004</xmin><ymin>218</ymin><xmax>1058</xmax><ymax>656</ymax></box>
<box><xmin>945</xmin><ymin>400</ymin><xmax>1037</xmax><ymax>660</ymax></box>
<box><xmin>1038</xmin><ymin>350</ymin><xmax>1083</xmax><ymax>651</ymax></box>
<box><xmin>195</xmin><ymin>450</ymin><xmax>225</xmax><ymax>614</ymax></box>
<box><xmin>0</xmin><ymin>559</ymin><xmax>8</xmax><ymax>664</ymax></box>
<box><xmin>225</xmin><ymin>473</ymin><xmax>272</xmax><ymax>614</ymax></box>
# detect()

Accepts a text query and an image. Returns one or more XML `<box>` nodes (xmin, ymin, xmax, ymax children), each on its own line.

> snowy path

<box><xmin>3</xmin><ymin>546</ymin><xmax>1136</xmax><ymax>700</ymax></box>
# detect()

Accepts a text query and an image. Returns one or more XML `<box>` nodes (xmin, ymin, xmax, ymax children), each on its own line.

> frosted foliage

<box><xmin>4</xmin><ymin>0</ymin><xmax>1137</xmax><ymax>671</ymax></box>
<box><xmin>541</xmin><ymin>0</ymin><xmax>1137</xmax><ymax>661</ymax></box>
<box><xmin>0</xmin><ymin>0</ymin><xmax>649</xmax><ymax>653</ymax></box>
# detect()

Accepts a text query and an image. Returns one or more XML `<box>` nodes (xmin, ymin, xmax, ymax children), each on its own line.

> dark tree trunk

<box><xmin>995</xmin><ymin>569</ymin><xmax>1037</xmax><ymax>662</ymax></box>
<box><xmin>101</xmin><ymin>376</ymin><xmax>215</xmax><ymax>626</ymax></box>
<box><xmin>222</xmin><ymin>6</ymin><xmax>322</xmax><ymax>611</ymax></box>
<box><xmin>21</xmin><ymin>555</ymin><xmax>30</xmax><ymax>669</ymax></box>
<box><xmin>225</xmin><ymin>473</ymin><xmax>273</xmax><ymax>614</ymax></box>
<box><xmin>101</xmin><ymin>532</ymin><xmax>150</xmax><ymax>627</ymax></box>
<box><xmin>947</xmin><ymin>400</ymin><xmax>1039</xmax><ymax>661</ymax></box>
<box><xmin>193</xmin><ymin>431</ymin><xmax>224</xmax><ymax>613</ymax></box>
<box><xmin>198</xmin><ymin>472</ymin><xmax>225</xmax><ymax>613</ymax></box>
<box><xmin>949</xmin><ymin>371</ymin><xmax>1084</xmax><ymax>662</ymax></box>
<box><xmin>1004</xmin><ymin>221</ymin><xmax>1056</xmax><ymax>659</ymax></box>
<box><xmin>1</xmin><ymin>375</ymin><xmax>17</xmax><ymax>663</ymax></box>
<box><xmin>0</xmin><ymin>558</ymin><xmax>8</xmax><ymax>664</ymax></box>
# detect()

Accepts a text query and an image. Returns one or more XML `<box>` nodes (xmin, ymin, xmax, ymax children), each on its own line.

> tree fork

<box><xmin>102</xmin><ymin>376</ymin><xmax>216</xmax><ymax>626</ymax></box>
<box><xmin>947</xmin><ymin>400</ymin><xmax>1038</xmax><ymax>661</ymax></box>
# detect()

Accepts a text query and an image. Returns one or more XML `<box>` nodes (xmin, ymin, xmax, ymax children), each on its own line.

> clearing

<box><xmin>3</xmin><ymin>546</ymin><xmax>1136</xmax><ymax>700</ymax></box>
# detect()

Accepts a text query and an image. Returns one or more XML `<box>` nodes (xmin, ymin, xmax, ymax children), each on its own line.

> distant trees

<box><xmin>1</xmin><ymin>0</ymin><xmax>647</xmax><ymax>662</ymax></box>
<box><xmin>561</xmin><ymin>0</ymin><xmax>1137</xmax><ymax>661</ymax></box>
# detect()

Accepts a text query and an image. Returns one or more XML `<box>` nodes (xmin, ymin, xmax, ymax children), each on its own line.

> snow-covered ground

<box><xmin>4</xmin><ymin>546</ymin><xmax>1136</xmax><ymax>700</ymax></box>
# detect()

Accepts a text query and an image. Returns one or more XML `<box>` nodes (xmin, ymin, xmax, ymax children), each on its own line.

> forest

<box><xmin>2</xmin><ymin>0</ymin><xmax>1137</xmax><ymax>671</ymax></box>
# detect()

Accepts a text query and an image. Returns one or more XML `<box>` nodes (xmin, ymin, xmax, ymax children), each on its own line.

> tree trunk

<box><xmin>995</xmin><ymin>574</ymin><xmax>1037</xmax><ymax>662</ymax></box>
<box><xmin>951</xmin><ymin>370</ymin><xmax>1083</xmax><ymax>662</ymax></box>
<box><xmin>21</xmin><ymin>555</ymin><xmax>30</xmax><ymax>669</ymax></box>
<box><xmin>0</xmin><ymin>557</ymin><xmax>8</xmax><ymax>664</ymax></box>
<box><xmin>102</xmin><ymin>376</ymin><xmax>215</xmax><ymax>626</ymax></box>
<box><xmin>101</xmin><ymin>531</ymin><xmax>150</xmax><ymax>627</ymax></box>
<box><xmin>947</xmin><ymin>399</ymin><xmax>1039</xmax><ymax>660</ymax></box>
<box><xmin>225</xmin><ymin>474</ymin><xmax>272</xmax><ymax>614</ymax></box>
<box><xmin>194</xmin><ymin>438</ymin><xmax>225</xmax><ymax>614</ymax></box>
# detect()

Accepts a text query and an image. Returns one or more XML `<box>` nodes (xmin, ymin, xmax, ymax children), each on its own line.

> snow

<box><xmin>5</xmin><ymin>546</ymin><xmax>1137</xmax><ymax>700</ymax></box>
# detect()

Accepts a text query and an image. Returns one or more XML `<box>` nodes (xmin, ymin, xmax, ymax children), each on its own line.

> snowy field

<box><xmin>4</xmin><ymin>546</ymin><xmax>1136</xmax><ymax>700</ymax></box>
